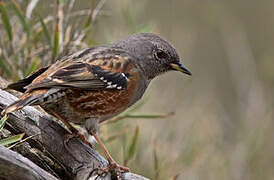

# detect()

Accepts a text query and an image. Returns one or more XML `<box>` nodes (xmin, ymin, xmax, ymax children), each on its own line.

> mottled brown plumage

<box><xmin>1</xmin><ymin>33</ymin><xmax>191</xmax><ymax>178</ymax></box>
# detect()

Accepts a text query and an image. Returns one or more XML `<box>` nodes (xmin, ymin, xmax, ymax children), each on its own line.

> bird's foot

<box><xmin>64</xmin><ymin>131</ymin><xmax>94</xmax><ymax>149</ymax></box>
<box><xmin>95</xmin><ymin>161</ymin><xmax>130</xmax><ymax>180</ymax></box>
<box><xmin>91</xmin><ymin>132</ymin><xmax>129</xmax><ymax>179</ymax></box>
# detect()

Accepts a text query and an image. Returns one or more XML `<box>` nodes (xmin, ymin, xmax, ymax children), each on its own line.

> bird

<box><xmin>1</xmin><ymin>33</ymin><xmax>191</xmax><ymax>177</ymax></box>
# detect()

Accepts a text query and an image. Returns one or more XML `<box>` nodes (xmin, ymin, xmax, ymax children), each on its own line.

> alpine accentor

<box><xmin>2</xmin><ymin>33</ymin><xmax>191</xmax><ymax>176</ymax></box>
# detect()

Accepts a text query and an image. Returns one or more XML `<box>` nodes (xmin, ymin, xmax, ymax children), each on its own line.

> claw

<box><xmin>95</xmin><ymin>162</ymin><xmax>130</xmax><ymax>180</ymax></box>
<box><xmin>91</xmin><ymin>132</ymin><xmax>130</xmax><ymax>179</ymax></box>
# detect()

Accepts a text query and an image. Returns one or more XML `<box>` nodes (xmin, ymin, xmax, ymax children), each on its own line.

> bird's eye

<box><xmin>154</xmin><ymin>49</ymin><xmax>169</xmax><ymax>60</ymax></box>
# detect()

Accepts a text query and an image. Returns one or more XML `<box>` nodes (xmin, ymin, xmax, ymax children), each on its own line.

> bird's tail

<box><xmin>1</xmin><ymin>88</ymin><xmax>57</xmax><ymax>116</ymax></box>
<box><xmin>1</xmin><ymin>93</ymin><xmax>42</xmax><ymax>116</ymax></box>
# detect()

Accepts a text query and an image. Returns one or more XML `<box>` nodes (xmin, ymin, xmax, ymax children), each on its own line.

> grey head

<box><xmin>112</xmin><ymin>33</ymin><xmax>191</xmax><ymax>80</ymax></box>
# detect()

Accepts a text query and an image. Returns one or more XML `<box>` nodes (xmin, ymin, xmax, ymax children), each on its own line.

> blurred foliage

<box><xmin>1</xmin><ymin>0</ymin><xmax>274</xmax><ymax>180</ymax></box>
<box><xmin>0</xmin><ymin>0</ymin><xmax>90</xmax><ymax>81</ymax></box>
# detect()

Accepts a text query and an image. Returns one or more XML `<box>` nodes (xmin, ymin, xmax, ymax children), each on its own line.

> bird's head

<box><xmin>113</xmin><ymin>33</ymin><xmax>192</xmax><ymax>80</ymax></box>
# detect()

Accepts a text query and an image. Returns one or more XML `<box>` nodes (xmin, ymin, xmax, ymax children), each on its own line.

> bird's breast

<box><xmin>65</xmin><ymin>69</ymin><xmax>142</xmax><ymax>123</ymax></box>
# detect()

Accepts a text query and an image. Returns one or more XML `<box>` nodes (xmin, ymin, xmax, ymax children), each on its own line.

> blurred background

<box><xmin>0</xmin><ymin>0</ymin><xmax>273</xmax><ymax>179</ymax></box>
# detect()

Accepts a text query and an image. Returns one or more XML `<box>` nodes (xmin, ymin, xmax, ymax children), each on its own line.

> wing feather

<box><xmin>24</xmin><ymin>51</ymin><xmax>133</xmax><ymax>92</ymax></box>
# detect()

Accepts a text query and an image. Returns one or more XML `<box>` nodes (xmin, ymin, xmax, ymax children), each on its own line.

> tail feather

<box><xmin>1</xmin><ymin>94</ymin><xmax>41</xmax><ymax>115</ymax></box>
<box><xmin>7</xmin><ymin>66</ymin><xmax>49</xmax><ymax>93</ymax></box>
<box><xmin>1</xmin><ymin>88</ymin><xmax>60</xmax><ymax>116</ymax></box>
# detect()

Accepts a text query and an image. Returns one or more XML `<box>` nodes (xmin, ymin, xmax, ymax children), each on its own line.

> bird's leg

<box><xmin>92</xmin><ymin>132</ymin><xmax>130</xmax><ymax>178</ymax></box>
<box><xmin>51</xmin><ymin>111</ymin><xmax>93</xmax><ymax>148</ymax></box>
<box><xmin>85</xmin><ymin>119</ymin><xmax>129</xmax><ymax>178</ymax></box>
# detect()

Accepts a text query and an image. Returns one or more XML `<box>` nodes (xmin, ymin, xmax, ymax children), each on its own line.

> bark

<box><xmin>0</xmin><ymin>146</ymin><xmax>57</xmax><ymax>180</ymax></box>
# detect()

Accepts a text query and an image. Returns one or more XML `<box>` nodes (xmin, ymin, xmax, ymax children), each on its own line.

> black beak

<box><xmin>170</xmin><ymin>62</ymin><xmax>192</xmax><ymax>76</ymax></box>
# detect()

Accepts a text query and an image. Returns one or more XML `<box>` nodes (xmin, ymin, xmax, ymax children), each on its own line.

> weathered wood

<box><xmin>0</xmin><ymin>146</ymin><xmax>57</xmax><ymax>180</ymax></box>
<box><xmin>0</xmin><ymin>77</ymin><xmax>149</xmax><ymax>180</ymax></box>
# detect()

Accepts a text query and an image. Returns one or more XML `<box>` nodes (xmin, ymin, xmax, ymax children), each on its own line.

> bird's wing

<box><xmin>25</xmin><ymin>48</ymin><xmax>135</xmax><ymax>92</ymax></box>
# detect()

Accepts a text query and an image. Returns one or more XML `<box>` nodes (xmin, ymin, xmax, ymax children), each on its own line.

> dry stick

<box><xmin>0</xmin><ymin>80</ymin><xmax>149</xmax><ymax>180</ymax></box>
